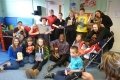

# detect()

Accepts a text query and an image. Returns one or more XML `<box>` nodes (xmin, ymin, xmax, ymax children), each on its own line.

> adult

<box><xmin>52</xmin><ymin>13</ymin><xmax>65</xmax><ymax>39</ymax></box>
<box><xmin>95</xmin><ymin>10</ymin><xmax>113</xmax><ymax>31</ymax></box>
<box><xmin>76</xmin><ymin>8</ymin><xmax>88</xmax><ymax>39</ymax></box>
<box><xmin>46</xmin><ymin>9</ymin><xmax>57</xmax><ymax>41</ymax></box>
<box><xmin>48</xmin><ymin>34</ymin><xmax>69</xmax><ymax>72</ymax></box>
<box><xmin>85</xmin><ymin>23</ymin><xmax>112</xmax><ymax>52</ymax></box>
<box><xmin>37</xmin><ymin>17</ymin><xmax>53</xmax><ymax>46</ymax></box>
<box><xmin>65</xmin><ymin>10</ymin><xmax>76</xmax><ymax>47</ymax></box>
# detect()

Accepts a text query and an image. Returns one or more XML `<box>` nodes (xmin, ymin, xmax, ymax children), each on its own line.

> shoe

<box><xmin>47</xmin><ymin>64</ymin><xmax>54</xmax><ymax>72</ymax></box>
<box><xmin>44</xmin><ymin>72</ymin><xmax>55</xmax><ymax>79</ymax></box>
<box><xmin>29</xmin><ymin>69</ymin><xmax>39</xmax><ymax>79</ymax></box>
<box><xmin>25</xmin><ymin>68</ymin><xmax>31</xmax><ymax>79</ymax></box>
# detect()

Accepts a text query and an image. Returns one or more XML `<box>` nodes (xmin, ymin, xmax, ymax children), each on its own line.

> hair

<box><xmin>50</xmin><ymin>9</ymin><xmax>54</xmax><ymax>13</ymax></box>
<box><xmin>69</xmin><ymin>10</ymin><xmax>75</xmax><ymax>17</ymax></box>
<box><xmin>93</xmin><ymin>16</ymin><xmax>101</xmax><ymax>23</ymax></box>
<box><xmin>59</xmin><ymin>13</ymin><xmax>63</xmax><ymax>16</ymax></box>
<box><xmin>101</xmin><ymin>52</ymin><xmax>120</xmax><ymax>80</ymax></box>
<box><xmin>20</xmin><ymin>32</ymin><xmax>25</xmax><ymax>37</ymax></box>
<box><xmin>12</xmin><ymin>37</ymin><xmax>20</xmax><ymax>51</ymax></box>
<box><xmin>95</xmin><ymin>10</ymin><xmax>104</xmax><ymax>17</ymax></box>
<box><xmin>80</xmin><ymin>8</ymin><xmax>85</xmax><ymax>12</ymax></box>
<box><xmin>27</xmin><ymin>37</ymin><xmax>33</xmax><ymax>42</ymax></box>
<box><xmin>17</xmin><ymin>21</ymin><xmax>22</xmax><ymax>24</ymax></box>
<box><xmin>70</xmin><ymin>46</ymin><xmax>78</xmax><ymax>53</ymax></box>
<box><xmin>40</xmin><ymin>17</ymin><xmax>47</xmax><ymax>22</ymax></box>
<box><xmin>35</xmin><ymin>38</ymin><xmax>47</xmax><ymax>50</ymax></box>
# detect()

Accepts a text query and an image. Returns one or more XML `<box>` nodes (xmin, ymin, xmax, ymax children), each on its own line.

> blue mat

<box><xmin>0</xmin><ymin>45</ymin><xmax>9</xmax><ymax>65</ymax></box>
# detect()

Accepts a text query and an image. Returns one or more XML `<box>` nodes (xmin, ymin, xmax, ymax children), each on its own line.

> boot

<box><xmin>25</xmin><ymin>68</ymin><xmax>31</xmax><ymax>79</ymax></box>
<box><xmin>29</xmin><ymin>69</ymin><xmax>39</xmax><ymax>79</ymax></box>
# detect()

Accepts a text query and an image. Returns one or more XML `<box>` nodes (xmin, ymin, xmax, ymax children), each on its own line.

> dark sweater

<box><xmin>86</xmin><ymin>27</ymin><xmax>111</xmax><ymax>46</ymax></box>
<box><xmin>65</xmin><ymin>17</ymin><xmax>76</xmax><ymax>30</ymax></box>
<box><xmin>22</xmin><ymin>44</ymin><xmax>35</xmax><ymax>57</ymax></box>
<box><xmin>101</xmin><ymin>15</ymin><xmax>113</xmax><ymax>30</ymax></box>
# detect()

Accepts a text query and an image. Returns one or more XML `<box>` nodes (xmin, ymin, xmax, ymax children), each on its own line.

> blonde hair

<box><xmin>70</xmin><ymin>46</ymin><xmax>78</xmax><ymax>53</ymax></box>
<box><xmin>69</xmin><ymin>10</ymin><xmax>75</xmax><ymax>17</ymax></box>
<box><xmin>12</xmin><ymin>37</ymin><xmax>20</xmax><ymax>51</ymax></box>
<box><xmin>101</xmin><ymin>52</ymin><xmax>120</xmax><ymax>80</ymax></box>
<box><xmin>27</xmin><ymin>37</ymin><xmax>33</xmax><ymax>42</ymax></box>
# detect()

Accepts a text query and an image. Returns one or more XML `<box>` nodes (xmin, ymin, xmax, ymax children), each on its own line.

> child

<box><xmin>44</xmin><ymin>46</ymin><xmax>84</xmax><ymax>80</ymax></box>
<box><xmin>22</xmin><ymin>37</ymin><xmax>35</xmax><ymax>64</ymax></box>
<box><xmin>19</xmin><ymin>33</ymin><xmax>26</xmax><ymax>46</ymax></box>
<box><xmin>72</xmin><ymin>33</ymin><xmax>83</xmax><ymax>47</ymax></box>
<box><xmin>25</xmin><ymin>38</ymin><xmax>49</xmax><ymax>79</ymax></box>
<box><xmin>0</xmin><ymin>37</ymin><xmax>24</xmax><ymax>71</ymax></box>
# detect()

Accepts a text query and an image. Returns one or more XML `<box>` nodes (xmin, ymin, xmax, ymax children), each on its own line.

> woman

<box><xmin>65</xmin><ymin>10</ymin><xmax>76</xmax><ymax>47</ymax></box>
<box><xmin>25</xmin><ymin>38</ymin><xmax>49</xmax><ymax>79</ymax></box>
<box><xmin>0</xmin><ymin>37</ymin><xmax>24</xmax><ymax>70</ymax></box>
<box><xmin>52</xmin><ymin>13</ymin><xmax>65</xmax><ymax>39</ymax></box>
<box><xmin>95</xmin><ymin>10</ymin><xmax>113</xmax><ymax>31</ymax></box>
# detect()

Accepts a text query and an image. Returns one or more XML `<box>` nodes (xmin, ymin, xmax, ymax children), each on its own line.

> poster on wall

<box><xmin>114</xmin><ymin>9</ymin><xmax>120</xmax><ymax>17</ymax></box>
<box><xmin>80</xmin><ymin>0</ymin><xmax>96</xmax><ymax>9</ymax></box>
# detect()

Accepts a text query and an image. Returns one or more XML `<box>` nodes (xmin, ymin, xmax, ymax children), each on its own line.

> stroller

<box><xmin>84</xmin><ymin>31</ymin><xmax>114</xmax><ymax>69</ymax></box>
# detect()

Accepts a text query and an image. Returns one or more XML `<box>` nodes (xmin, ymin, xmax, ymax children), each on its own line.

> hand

<box><xmin>56</xmin><ymin>26</ymin><xmax>59</xmax><ymax>29</ymax></box>
<box><xmin>67</xmin><ymin>24</ymin><xmax>71</xmax><ymax>26</ymax></box>
<box><xmin>82</xmin><ymin>72</ymin><xmax>94</xmax><ymax>80</ymax></box>
<box><xmin>100</xmin><ymin>24</ymin><xmax>104</xmax><ymax>27</ymax></box>
<box><xmin>39</xmin><ymin>58</ymin><xmax>43</xmax><ymax>61</ymax></box>
<box><xmin>28</xmin><ymin>51</ymin><xmax>32</xmax><ymax>54</ymax></box>
<box><xmin>44</xmin><ymin>32</ymin><xmax>49</xmax><ymax>34</ymax></box>
<box><xmin>16</xmin><ymin>59</ymin><xmax>22</xmax><ymax>61</ymax></box>
<box><xmin>85</xmin><ymin>42</ymin><xmax>89</xmax><ymax>46</ymax></box>
<box><xmin>68</xmin><ymin>70</ymin><xmax>73</xmax><ymax>75</ymax></box>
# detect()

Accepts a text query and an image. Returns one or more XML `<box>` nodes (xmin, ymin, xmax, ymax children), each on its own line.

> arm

<box><xmin>85</xmin><ymin>30</ymin><xmax>94</xmax><ymax>41</ymax></box>
<box><xmin>50</xmin><ymin>40</ymin><xmax>57</xmax><ymax>50</ymax></box>
<box><xmin>8</xmin><ymin>46</ymin><xmax>16</xmax><ymax>61</ymax></box>
<box><xmin>89</xmin><ymin>30</ymin><xmax>105</xmax><ymax>46</ymax></box>
<box><xmin>61</xmin><ymin>42</ymin><xmax>69</xmax><ymax>54</ymax></box>
<box><xmin>29</xmin><ymin>28</ymin><xmax>39</xmax><ymax>35</ymax></box>
<box><xmin>106</xmin><ymin>16</ymin><xmax>113</xmax><ymax>28</ymax></box>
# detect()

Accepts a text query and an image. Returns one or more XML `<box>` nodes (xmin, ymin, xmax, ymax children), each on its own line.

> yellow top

<box><xmin>76</xmin><ymin>15</ymin><xmax>88</xmax><ymax>32</ymax></box>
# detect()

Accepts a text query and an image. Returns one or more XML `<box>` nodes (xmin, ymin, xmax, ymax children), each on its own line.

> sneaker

<box><xmin>44</xmin><ymin>72</ymin><xmax>55</xmax><ymax>79</ymax></box>
<box><xmin>25</xmin><ymin>68</ymin><xmax>31</xmax><ymax>79</ymax></box>
<box><xmin>48</xmin><ymin>64</ymin><xmax>54</xmax><ymax>72</ymax></box>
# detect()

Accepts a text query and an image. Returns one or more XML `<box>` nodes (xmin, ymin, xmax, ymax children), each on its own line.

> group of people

<box><xmin>0</xmin><ymin>8</ymin><xmax>119</xmax><ymax>80</ymax></box>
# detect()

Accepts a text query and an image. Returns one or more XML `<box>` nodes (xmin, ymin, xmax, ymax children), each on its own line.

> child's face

<box><xmin>14</xmin><ymin>39</ymin><xmax>19</xmax><ymax>46</ymax></box>
<box><xmin>76</xmin><ymin>35</ymin><xmax>82</xmax><ymax>41</ymax></box>
<box><xmin>70</xmin><ymin>49</ymin><xmax>78</xmax><ymax>58</ymax></box>
<box><xmin>28</xmin><ymin>41</ymin><xmax>32</xmax><ymax>46</ymax></box>
<box><xmin>38</xmin><ymin>39</ymin><xmax>43</xmax><ymax>46</ymax></box>
<box><xmin>19</xmin><ymin>35</ymin><xmax>24</xmax><ymax>41</ymax></box>
<box><xmin>18</xmin><ymin>23</ymin><xmax>22</xmax><ymax>27</ymax></box>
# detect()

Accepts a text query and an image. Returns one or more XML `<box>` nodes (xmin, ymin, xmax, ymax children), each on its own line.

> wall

<box><xmin>0</xmin><ymin>0</ymin><xmax>4</xmax><ymax>23</ymax></box>
<box><xmin>107</xmin><ymin>0</ymin><xmax>120</xmax><ymax>52</ymax></box>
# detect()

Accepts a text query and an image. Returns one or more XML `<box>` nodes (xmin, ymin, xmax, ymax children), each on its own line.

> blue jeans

<box><xmin>54</xmin><ymin>70</ymin><xmax>79</xmax><ymax>80</ymax></box>
<box><xmin>4</xmin><ymin>60</ymin><xmax>24</xmax><ymax>70</ymax></box>
<box><xmin>23</xmin><ymin>55</ymin><xmax>35</xmax><ymax>64</ymax></box>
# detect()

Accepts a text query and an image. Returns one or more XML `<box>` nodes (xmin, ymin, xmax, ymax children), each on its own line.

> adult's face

<box><xmin>69</xmin><ymin>12</ymin><xmax>74</xmax><ymax>17</ymax></box>
<box><xmin>49</xmin><ymin>10</ymin><xmax>54</xmax><ymax>16</ymax></box>
<box><xmin>58</xmin><ymin>14</ymin><xmax>62</xmax><ymax>19</ymax></box>
<box><xmin>93</xmin><ymin>24</ymin><xmax>98</xmax><ymax>32</ymax></box>
<box><xmin>95</xmin><ymin>11</ymin><xmax>101</xmax><ymax>17</ymax></box>
<box><xmin>59</xmin><ymin>34</ymin><xmax>65</xmax><ymax>42</ymax></box>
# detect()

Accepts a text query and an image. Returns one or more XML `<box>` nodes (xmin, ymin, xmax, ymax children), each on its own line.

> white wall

<box><xmin>0</xmin><ymin>0</ymin><xmax>3</xmax><ymax>17</ymax></box>
<box><xmin>107</xmin><ymin>0</ymin><xmax>120</xmax><ymax>52</ymax></box>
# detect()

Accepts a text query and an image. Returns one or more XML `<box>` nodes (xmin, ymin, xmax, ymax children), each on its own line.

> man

<box><xmin>76</xmin><ymin>8</ymin><xmax>88</xmax><ymax>40</ymax></box>
<box><xmin>46</xmin><ymin>9</ymin><xmax>57</xmax><ymax>41</ymax></box>
<box><xmin>48</xmin><ymin>34</ymin><xmax>69</xmax><ymax>72</ymax></box>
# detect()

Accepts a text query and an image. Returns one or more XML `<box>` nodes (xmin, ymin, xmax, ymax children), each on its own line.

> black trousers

<box><xmin>65</xmin><ymin>28</ymin><xmax>76</xmax><ymax>47</ymax></box>
<box><xmin>49</xmin><ymin>54</ymin><xmax>69</xmax><ymax>67</ymax></box>
<box><xmin>55</xmin><ymin>29</ymin><xmax>64</xmax><ymax>39</ymax></box>
<box><xmin>32</xmin><ymin>59</ymin><xmax>48</xmax><ymax>71</ymax></box>
<box><xmin>50</xmin><ymin>29</ymin><xmax>55</xmax><ymax>41</ymax></box>
<box><xmin>76</xmin><ymin>32</ymin><xmax>87</xmax><ymax>40</ymax></box>
<box><xmin>37</xmin><ymin>34</ymin><xmax>49</xmax><ymax>46</ymax></box>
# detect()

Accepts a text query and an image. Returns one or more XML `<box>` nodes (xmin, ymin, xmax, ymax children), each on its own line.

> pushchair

<box><xmin>84</xmin><ymin>31</ymin><xmax>114</xmax><ymax>69</ymax></box>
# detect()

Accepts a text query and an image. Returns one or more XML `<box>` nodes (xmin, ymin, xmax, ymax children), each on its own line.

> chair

<box><xmin>85</xmin><ymin>31</ymin><xmax>114</xmax><ymax>69</ymax></box>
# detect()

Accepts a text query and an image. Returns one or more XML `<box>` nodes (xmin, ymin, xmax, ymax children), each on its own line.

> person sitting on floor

<box><xmin>47</xmin><ymin>34</ymin><xmax>69</xmax><ymax>72</ymax></box>
<box><xmin>13</xmin><ymin>21</ymin><xmax>26</xmax><ymax>38</ymax></box>
<box><xmin>44</xmin><ymin>46</ymin><xmax>84</xmax><ymax>80</ymax></box>
<box><xmin>19</xmin><ymin>33</ymin><xmax>26</xmax><ymax>46</ymax></box>
<box><xmin>0</xmin><ymin>37</ymin><xmax>24</xmax><ymax>71</ymax></box>
<box><xmin>25</xmin><ymin>38</ymin><xmax>49</xmax><ymax>79</ymax></box>
<box><xmin>72</xmin><ymin>33</ymin><xmax>83</xmax><ymax>47</ymax></box>
<box><xmin>22</xmin><ymin>37</ymin><xmax>35</xmax><ymax>64</ymax></box>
